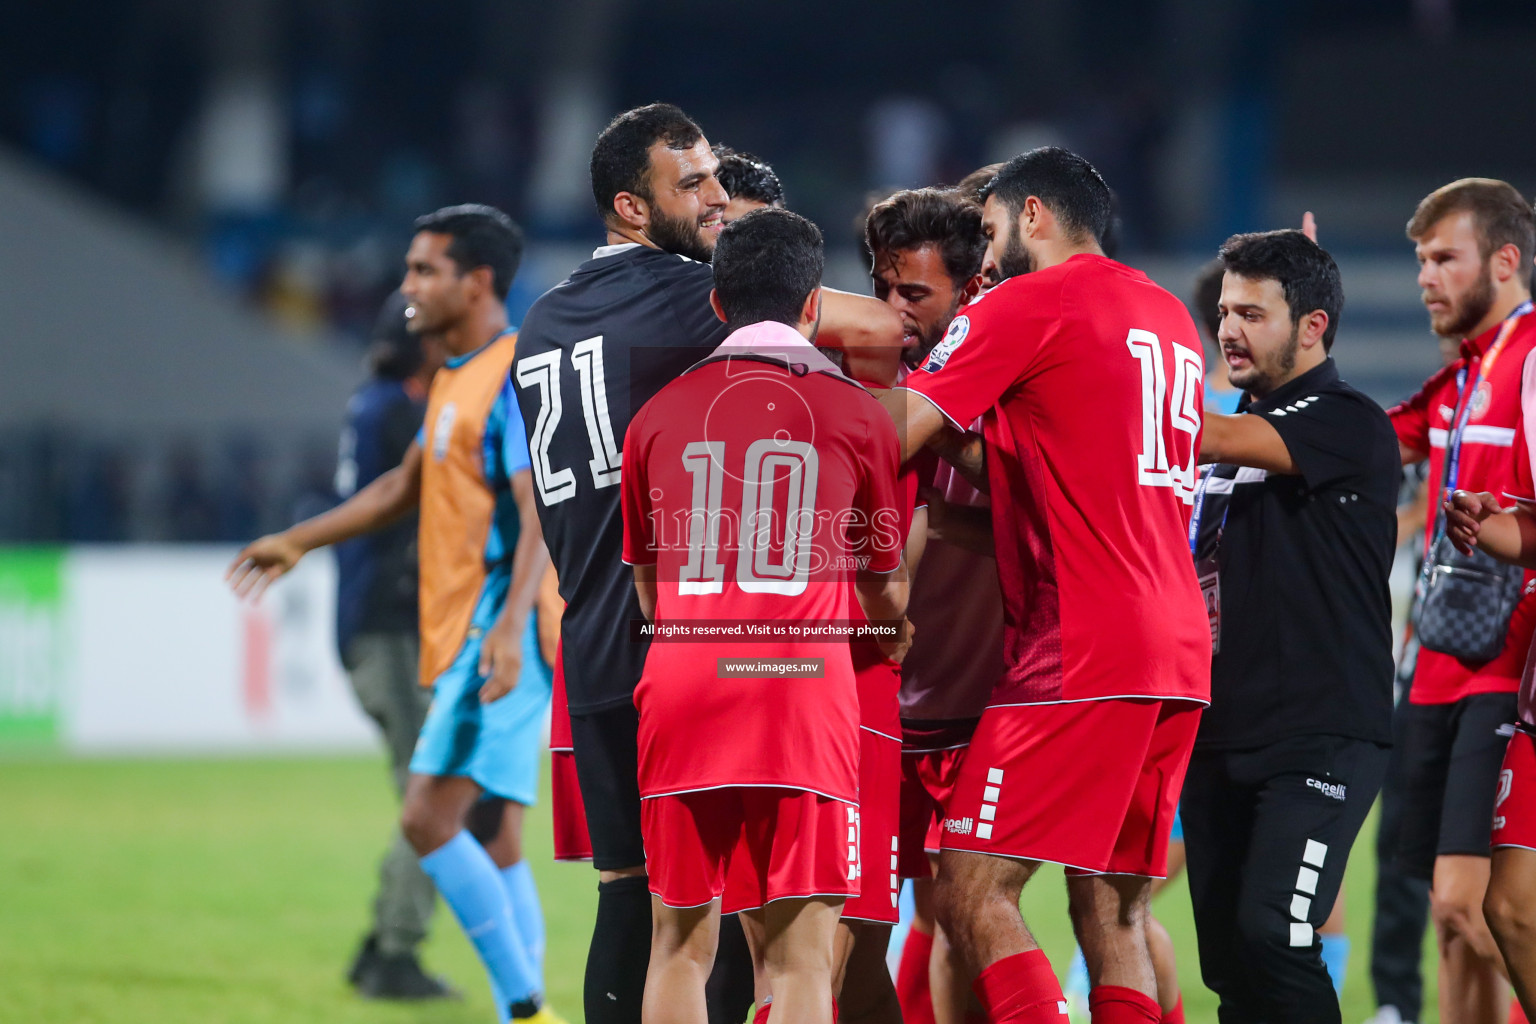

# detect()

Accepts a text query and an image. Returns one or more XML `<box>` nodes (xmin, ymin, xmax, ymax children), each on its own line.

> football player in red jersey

<box><xmin>883</xmin><ymin>148</ymin><xmax>1211</xmax><ymax>1024</ymax></box>
<box><xmin>514</xmin><ymin>103</ymin><xmax>907</xmax><ymax>1024</ymax></box>
<box><xmin>1388</xmin><ymin>179</ymin><xmax>1536</xmax><ymax>1024</ymax></box>
<box><xmin>955</xmin><ymin>164</ymin><xmax>1004</xmax><ymax>297</ymax></box>
<box><xmin>863</xmin><ymin>187</ymin><xmax>992</xmax><ymax>1024</ymax></box>
<box><xmin>621</xmin><ymin>208</ymin><xmax>909</xmax><ymax>1024</ymax></box>
<box><xmin>1420</xmin><ymin>182</ymin><xmax>1536</xmax><ymax>1024</ymax></box>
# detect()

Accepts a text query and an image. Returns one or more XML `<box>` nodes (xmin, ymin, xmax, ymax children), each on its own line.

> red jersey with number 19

<box><xmin>621</xmin><ymin>321</ymin><xmax>905</xmax><ymax>803</ymax></box>
<box><xmin>901</xmin><ymin>253</ymin><xmax>1210</xmax><ymax>707</ymax></box>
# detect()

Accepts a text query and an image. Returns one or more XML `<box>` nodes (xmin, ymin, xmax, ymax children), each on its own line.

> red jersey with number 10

<box><xmin>621</xmin><ymin>321</ymin><xmax>905</xmax><ymax>801</ymax></box>
<box><xmin>901</xmin><ymin>253</ymin><xmax>1210</xmax><ymax>707</ymax></box>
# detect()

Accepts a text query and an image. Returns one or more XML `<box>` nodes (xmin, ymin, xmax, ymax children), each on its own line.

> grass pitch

<box><xmin>0</xmin><ymin>755</ymin><xmax>1438</xmax><ymax>1023</ymax></box>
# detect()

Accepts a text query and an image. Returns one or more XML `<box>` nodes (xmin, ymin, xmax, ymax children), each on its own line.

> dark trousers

<box><xmin>1184</xmin><ymin>734</ymin><xmax>1389</xmax><ymax>1024</ymax></box>
<box><xmin>344</xmin><ymin>633</ymin><xmax>436</xmax><ymax>957</ymax></box>
<box><xmin>1370</xmin><ymin>690</ymin><xmax>1431</xmax><ymax>1021</ymax></box>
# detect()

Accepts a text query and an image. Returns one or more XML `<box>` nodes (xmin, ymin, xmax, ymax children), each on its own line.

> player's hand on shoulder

<box><xmin>879</xmin><ymin>618</ymin><xmax>915</xmax><ymax>665</ymax></box>
<box><xmin>225</xmin><ymin>533</ymin><xmax>304</xmax><ymax>601</ymax></box>
<box><xmin>478</xmin><ymin>620</ymin><xmax>522</xmax><ymax>703</ymax></box>
<box><xmin>1444</xmin><ymin>489</ymin><xmax>1502</xmax><ymax>555</ymax></box>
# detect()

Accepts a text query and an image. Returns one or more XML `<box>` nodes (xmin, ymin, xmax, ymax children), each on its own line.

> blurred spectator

<box><xmin>290</xmin><ymin>441</ymin><xmax>340</xmax><ymax>525</ymax></box>
<box><xmin>215</xmin><ymin>439</ymin><xmax>266</xmax><ymax>542</ymax></box>
<box><xmin>65</xmin><ymin>444</ymin><xmax>132</xmax><ymax>542</ymax></box>
<box><xmin>332</xmin><ymin>292</ymin><xmax>454</xmax><ymax>999</ymax></box>
<box><xmin>163</xmin><ymin>441</ymin><xmax>219</xmax><ymax>542</ymax></box>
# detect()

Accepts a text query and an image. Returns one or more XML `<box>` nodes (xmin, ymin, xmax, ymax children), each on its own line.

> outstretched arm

<box><xmin>879</xmin><ymin>388</ymin><xmax>948</xmax><ymax>464</ymax></box>
<box><xmin>877</xmin><ymin>387</ymin><xmax>990</xmax><ymax>495</ymax></box>
<box><xmin>819</xmin><ymin>289</ymin><xmax>905</xmax><ymax>388</ymax></box>
<box><xmin>227</xmin><ymin>442</ymin><xmax>424</xmax><ymax>600</ymax></box>
<box><xmin>1199</xmin><ymin>413</ymin><xmax>1297</xmax><ymax>473</ymax></box>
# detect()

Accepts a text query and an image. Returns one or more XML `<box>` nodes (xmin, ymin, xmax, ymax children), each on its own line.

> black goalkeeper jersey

<box><xmin>513</xmin><ymin>243</ymin><xmax>730</xmax><ymax>713</ymax></box>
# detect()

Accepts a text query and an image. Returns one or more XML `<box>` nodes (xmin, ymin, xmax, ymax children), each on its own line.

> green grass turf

<box><xmin>0</xmin><ymin>755</ymin><xmax>1439</xmax><ymax>1023</ymax></box>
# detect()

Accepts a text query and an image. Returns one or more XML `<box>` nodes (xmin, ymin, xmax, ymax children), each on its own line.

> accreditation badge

<box><xmin>1195</xmin><ymin>556</ymin><xmax>1221</xmax><ymax>653</ymax></box>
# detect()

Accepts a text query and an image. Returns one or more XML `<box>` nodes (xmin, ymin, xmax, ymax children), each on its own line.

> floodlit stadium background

<box><xmin>3</xmin><ymin>2</ymin><xmax>1535</xmax><ymax>1021</ymax></box>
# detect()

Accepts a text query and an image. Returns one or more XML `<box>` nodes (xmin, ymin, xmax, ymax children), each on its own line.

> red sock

<box><xmin>1160</xmin><ymin>995</ymin><xmax>1185</xmax><ymax>1024</ymax></box>
<box><xmin>1512</xmin><ymin>1000</ymin><xmax>1530</xmax><ymax>1024</ymax></box>
<box><xmin>755</xmin><ymin>996</ymin><xmax>838</xmax><ymax>1023</ymax></box>
<box><xmin>972</xmin><ymin>949</ymin><xmax>1068</xmax><ymax>1023</ymax></box>
<box><xmin>896</xmin><ymin>929</ymin><xmax>937</xmax><ymax>1024</ymax></box>
<box><xmin>1089</xmin><ymin>985</ymin><xmax>1161</xmax><ymax>1024</ymax></box>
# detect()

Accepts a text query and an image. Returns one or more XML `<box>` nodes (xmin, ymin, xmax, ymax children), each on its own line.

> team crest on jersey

<box><xmin>1471</xmin><ymin>380</ymin><xmax>1493</xmax><ymax>419</ymax></box>
<box><xmin>431</xmin><ymin>403</ymin><xmax>457</xmax><ymax>461</ymax></box>
<box><xmin>922</xmin><ymin>315</ymin><xmax>970</xmax><ymax>373</ymax></box>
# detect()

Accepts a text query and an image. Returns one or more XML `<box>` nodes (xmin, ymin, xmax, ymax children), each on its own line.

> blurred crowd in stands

<box><xmin>5</xmin><ymin>1</ymin><xmax>1530</xmax><ymax>542</ymax></box>
<box><xmin>0</xmin><ymin>429</ymin><xmax>337</xmax><ymax>543</ymax></box>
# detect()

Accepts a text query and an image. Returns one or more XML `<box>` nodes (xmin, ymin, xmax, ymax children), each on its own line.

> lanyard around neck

<box><xmin>1188</xmin><ymin>465</ymin><xmax>1231</xmax><ymax>556</ymax></box>
<box><xmin>1441</xmin><ymin>300</ymin><xmax>1534</xmax><ymax>498</ymax></box>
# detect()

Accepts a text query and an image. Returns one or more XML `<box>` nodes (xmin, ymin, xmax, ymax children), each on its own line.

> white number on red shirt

<box><xmin>677</xmin><ymin>439</ymin><xmax>821</xmax><ymax>597</ymax></box>
<box><xmin>1126</xmin><ymin>330</ymin><xmax>1202</xmax><ymax>504</ymax></box>
<box><xmin>678</xmin><ymin>441</ymin><xmax>727</xmax><ymax>595</ymax></box>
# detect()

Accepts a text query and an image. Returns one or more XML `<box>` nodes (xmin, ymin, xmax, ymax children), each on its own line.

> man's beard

<box><xmin>1232</xmin><ymin>322</ymin><xmax>1300</xmax><ymax>398</ymax></box>
<box><xmin>648</xmin><ymin>207</ymin><xmax>715</xmax><ymax>264</ymax></box>
<box><xmin>1430</xmin><ymin>263</ymin><xmax>1496</xmax><ymax>339</ymax></box>
<box><xmin>996</xmin><ymin>221</ymin><xmax>1034</xmax><ymax>281</ymax></box>
<box><xmin>912</xmin><ymin>300</ymin><xmax>963</xmax><ymax>362</ymax></box>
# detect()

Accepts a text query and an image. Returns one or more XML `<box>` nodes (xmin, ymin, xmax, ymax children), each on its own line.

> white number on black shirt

<box><xmin>572</xmin><ymin>337</ymin><xmax>623</xmax><ymax>488</ymax></box>
<box><xmin>1126</xmin><ymin>330</ymin><xmax>1202</xmax><ymax>503</ymax></box>
<box><xmin>515</xmin><ymin>338</ymin><xmax>623</xmax><ymax>505</ymax></box>
<box><xmin>516</xmin><ymin>350</ymin><xmax>577</xmax><ymax>504</ymax></box>
<box><xmin>677</xmin><ymin>440</ymin><xmax>820</xmax><ymax>597</ymax></box>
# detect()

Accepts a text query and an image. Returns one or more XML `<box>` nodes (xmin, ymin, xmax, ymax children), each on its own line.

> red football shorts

<box><xmin>898</xmin><ymin>744</ymin><xmax>969</xmax><ymax>879</ymax></box>
<box><xmin>1493</xmin><ymin>727</ymin><xmax>1536</xmax><ymax>852</ymax></box>
<box><xmin>843</xmin><ymin>729</ymin><xmax>901</xmax><ymax>924</ymax></box>
<box><xmin>549</xmin><ymin>644</ymin><xmax>593</xmax><ymax>862</ymax></box>
<box><xmin>645</xmin><ymin>787</ymin><xmax>858</xmax><ymax>911</ymax></box>
<box><xmin>550</xmin><ymin>749</ymin><xmax>594</xmax><ymax>862</ymax></box>
<box><xmin>940</xmin><ymin>698</ymin><xmax>1201</xmax><ymax>877</ymax></box>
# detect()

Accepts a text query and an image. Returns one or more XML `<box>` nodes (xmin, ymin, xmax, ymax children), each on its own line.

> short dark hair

<box><xmin>954</xmin><ymin>163</ymin><xmax>1004</xmax><ymax>205</ymax></box>
<box><xmin>1407</xmin><ymin>177</ymin><xmax>1536</xmax><ymax>275</ymax></box>
<box><xmin>712</xmin><ymin>208</ymin><xmax>824</xmax><ymax>328</ymax></box>
<box><xmin>1191</xmin><ymin>259</ymin><xmax>1224</xmax><ymax>343</ymax></box>
<box><xmin>368</xmin><ymin>291</ymin><xmax>422</xmax><ymax>380</ymax></box>
<box><xmin>1218</xmin><ymin>229</ymin><xmax>1345</xmax><ymax>352</ymax></box>
<box><xmin>978</xmin><ymin>147</ymin><xmax>1112</xmax><ymax>246</ymax></box>
<box><xmin>713</xmin><ymin>146</ymin><xmax>784</xmax><ymax>207</ymax></box>
<box><xmin>865</xmin><ymin>188</ymin><xmax>986</xmax><ymax>288</ymax></box>
<box><xmin>590</xmin><ymin>103</ymin><xmax>704</xmax><ymax>222</ymax></box>
<box><xmin>412</xmin><ymin>203</ymin><xmax>524</xmax><ymax>300</ymax></box>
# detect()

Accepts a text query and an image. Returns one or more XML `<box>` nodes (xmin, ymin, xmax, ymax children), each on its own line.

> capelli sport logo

<box><xmin>922</xmin><ymin>316</ymin><xmax>970</xmax><ymax>372</ymax></box>
<box><xmin>1307</xmin><ymin>778</ymin><xmax>1346</xmax><ymax>801</ymax></box>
